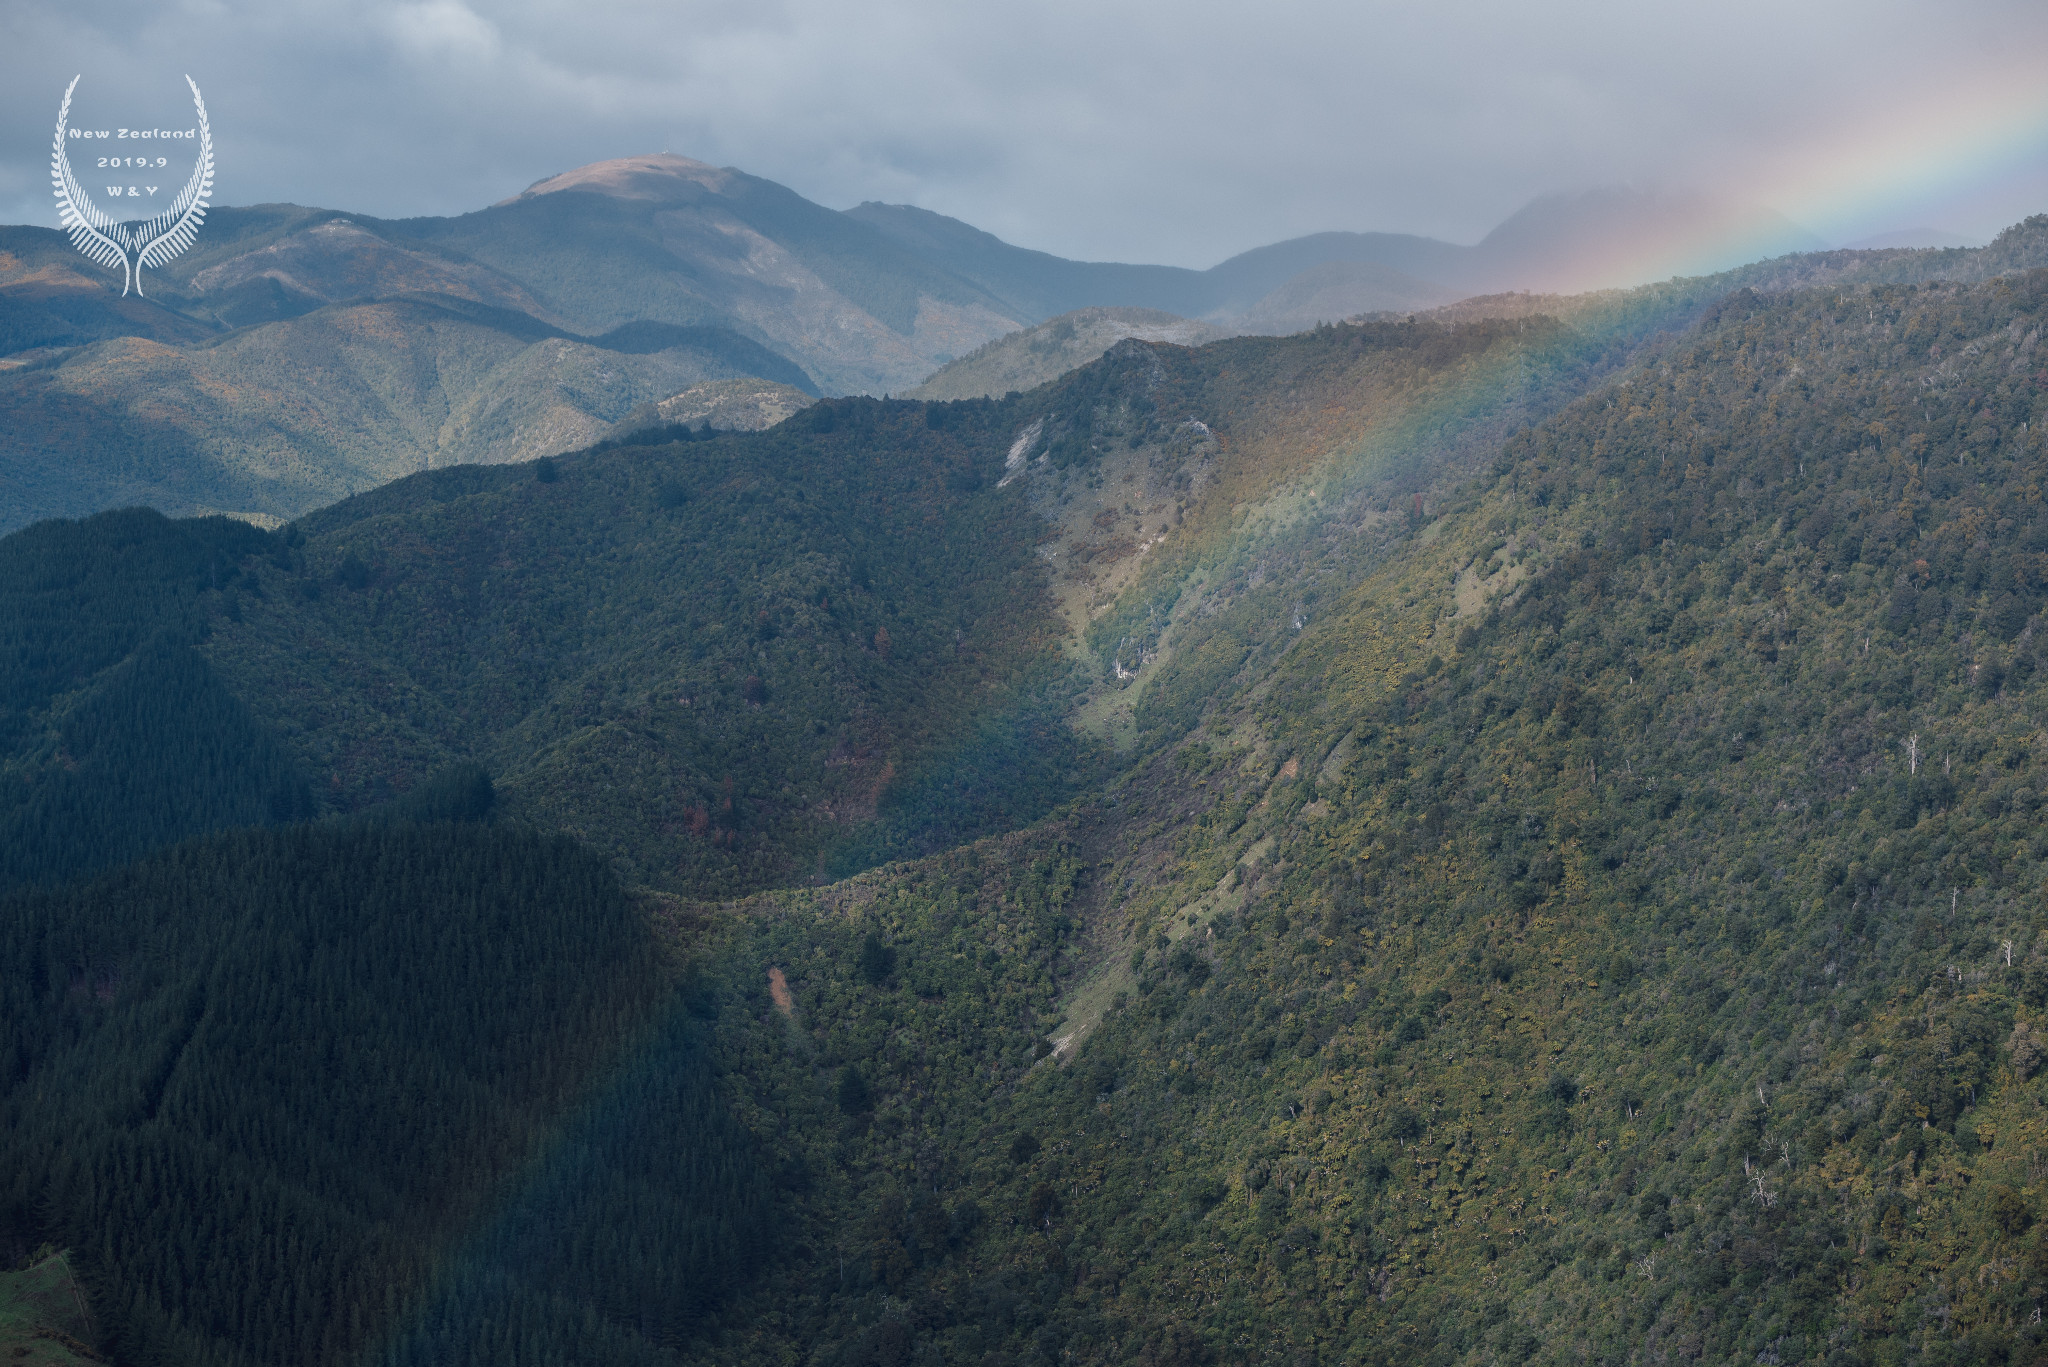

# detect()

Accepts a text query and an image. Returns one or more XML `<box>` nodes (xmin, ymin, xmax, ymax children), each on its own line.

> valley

<box><xmin>5</xmin><ymin>144</ymin><xmax>2048</xmax><ymax>1364</ymax></box>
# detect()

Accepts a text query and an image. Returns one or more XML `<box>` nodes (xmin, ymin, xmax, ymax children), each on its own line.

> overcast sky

<box><xmin>4</xmin><ymin>0</ymin><xmax>2046</xmax><ymax>267</ymax></box>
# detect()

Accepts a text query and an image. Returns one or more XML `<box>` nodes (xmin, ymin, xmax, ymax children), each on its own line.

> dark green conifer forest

<box><xmin>8</xmin><ymin>228</ymin><xmax>2048</xmax><ymax>1366</ymax></box>
<box><xmin>1</xmin><ymin>813</ymin><xmax>771</xmax><ymax>1365</ymax></box>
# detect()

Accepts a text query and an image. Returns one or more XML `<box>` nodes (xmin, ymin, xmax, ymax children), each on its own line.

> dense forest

<box><xmin>0</xmin><ymin>510</ymin><xmax>313</xmax><ymax>892</ymax></box>
<box><xmin>596</xmin><ymin>267</ymin><xmax>2048</xmax><ymax>1367</ymax></box>
<box><xmin>7</xmin><ymin>237</ymin><xmax>2048</xmax><ymax>1366</ymax></box>
<box><xmin>0</xmin><ymin>801</ymin><xmax>773</xmax><ymax>1365</ymax></box>
<box><xmin>0</xmin><ymin>404</ymin><xmax>1105</xmax><ymax>899</ymax></box>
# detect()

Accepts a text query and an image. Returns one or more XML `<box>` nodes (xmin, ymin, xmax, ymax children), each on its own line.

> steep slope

<box><xmin>0</xmin><ymin>279</ymin><xmax>1708</xmax><ymax>900</ymax></box>
<box><xmin>12</xmin><ymin>238</ymin><xmax>2048</xmax><ymax>1367</ymax></box>
<box><xmin>195</xmin><ymin>402</ymin><xmax>1099</xmax><ymax>894</ymax></box>
<box><xmin>0</xmin><ymin>404</ymin><xmax>1097</xmax><ymax>899</ymax></box>
<box><xmin>15</xmin><ymin>230</ymin><xmax>2044</xmax><ymax>895</ymax></box>
<box><xmin>575</xmin><ymin>267</ymin><xmax>2048</xmax><ymax>1367</ymax></box>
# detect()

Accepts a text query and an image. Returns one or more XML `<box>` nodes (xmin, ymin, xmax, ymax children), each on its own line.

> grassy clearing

<box><xmin>0</xmin><ymin>1252</ymin><xmax>98</xmax><ymax>1365</ymax></box>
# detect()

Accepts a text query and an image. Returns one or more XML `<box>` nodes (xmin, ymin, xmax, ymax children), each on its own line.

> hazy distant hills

<box><xmin>853</xmin><ymin>186</ymin><xmax>1822</xmax><ymax>323</ymax></box>
<box><xmin>1230</xmin><ymin>260</ymin><xmax>1460</xmax><ymax>334</ymax></box>
<box><xmin>902</xmin><ymin>208</ymin><xmax>2033</xmax><ymax>405</ymax></box>
<box><xmin>907</xmin><ymin>307</ymin><xmax>1225</xmax><ymax>401</ymax></box>
<box><xmin>0</xmin><ymin>155</ymin><xmax>2007</xmax><ymax>532</ymax></box>
<box><xmin>845</xmin><ymin>202</ymin><xmax>1468</xmax><ymax>324</ymax></box>
<box><xmin>0</xmin><ymin>284</ymin><xmax>812</xmax><ymax>528</ymax></box>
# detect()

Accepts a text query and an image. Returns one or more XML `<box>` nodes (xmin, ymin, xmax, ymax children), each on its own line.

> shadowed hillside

<box><xmin>7</xmin><ymin>229</ymin><xmax>2048</xmax><ymax>1365</ymax></box>
<box><xmin>0</xmin><ymin>816</ymin><xmax>773</xmax><ymax>1367</ymax></box>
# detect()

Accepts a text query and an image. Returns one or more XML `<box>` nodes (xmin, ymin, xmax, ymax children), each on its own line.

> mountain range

<box><xmin>1</xmin><ymin>159</ymin><xmax>1854</xmax><ymax>535</ymax></box>
<box><xmin>4</xmin><ymin>191</ymin><xmax>2048</xmax><ymax>1363</ymax></box>
<box><xmin>9</xmin><ymin>132</ymin><xmax>2048</xmax><ymax>1365</ymax></box>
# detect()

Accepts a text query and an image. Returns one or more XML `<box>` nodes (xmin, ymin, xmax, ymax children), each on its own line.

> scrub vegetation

<box><xmin>7</xmin><ymin>230</ymin><xmax>2048</xmax><ymax>1366</ymax></box>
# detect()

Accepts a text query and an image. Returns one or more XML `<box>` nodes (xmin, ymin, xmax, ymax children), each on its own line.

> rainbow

<box><xmin>1747</xmin><ymin>58</ymin><xmax>2048</xmax><ymax>248</ymax></box>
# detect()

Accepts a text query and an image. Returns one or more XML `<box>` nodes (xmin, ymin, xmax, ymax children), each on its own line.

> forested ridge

<box><xmin>8</xmin><ymin>245</ymin><xmax>2048</xmax><ymax>1366</ymax></box>
<box><xmin>621</xmin><ymin>269</ymin><xmax>2048</xmax><ymax>1367</ymax></box>
<box><xmin>217</xmin><ymin>397</ymin><xmax>1101</xmax><ymax>890</ymax></box>
<box><xmin>0</xmin><ymin>404</ymin><xmax>1104</xmax><ymax>900</ymax></box>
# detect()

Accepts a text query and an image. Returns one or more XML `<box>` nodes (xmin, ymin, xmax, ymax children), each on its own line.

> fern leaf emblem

<box><xmin>50</xmin><ymin>75</ymin><xmax>214</xmax><ymax>298</ymax></box>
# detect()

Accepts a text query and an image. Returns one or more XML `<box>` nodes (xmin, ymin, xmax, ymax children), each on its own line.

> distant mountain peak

<box><xmin>495</xmin><ymin>153</ymin><xmax>737</xmax><ymax>206</ymax></box>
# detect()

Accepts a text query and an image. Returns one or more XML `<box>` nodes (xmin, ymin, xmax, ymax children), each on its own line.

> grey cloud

<box><xmin>4</xmin><ymin>0</ymin><xmax>2046</xmax><ymax>266</ymax></box>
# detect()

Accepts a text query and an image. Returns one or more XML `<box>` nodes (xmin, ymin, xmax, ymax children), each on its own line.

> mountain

<box><xmin>0</xmin><ymin>295</ymin><xmax>812</xmax><ymax>528</ymax></box>
<box><xmin>0</xmin><ymin>156</ymin><xmax>1029</xmax><ymax>532</ymax></box>
<box><xmin>0</xmin><ymin>402</ymin><xmax>1112</xmax><ymax>900</ymax></box>
<box><xmin>432</xmin><ymin>154</ymin><xmax>1023</xmax><ymax>391</ymax></box>
<box><xmin>7</xmin><ymin>198</ymin><xmax>2048</xmax><ymax>1364</ymax></box>
<box><xmin>0</xmin><ymin>163</ymin><xmax>1926</xmax><ymax>537</ymax></box>
<box><xmin>907</xmin><ymin>307</ymin><xmax>1225</xmax><ymax>401</ymax></box>
<box><xmin>9</xmin><ymin>224</ymin><xmax>2048</xmax><ymax>1364</ymax></box>
<box><xmin>844</xmin><ymin>204</ymin><xmax>1478</xmax><ymax>322</ymax></box>
<box><xmin>858</xmin><ymin>186</ymin><xmax>1824</xmax><ymax>324</ymax></box>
